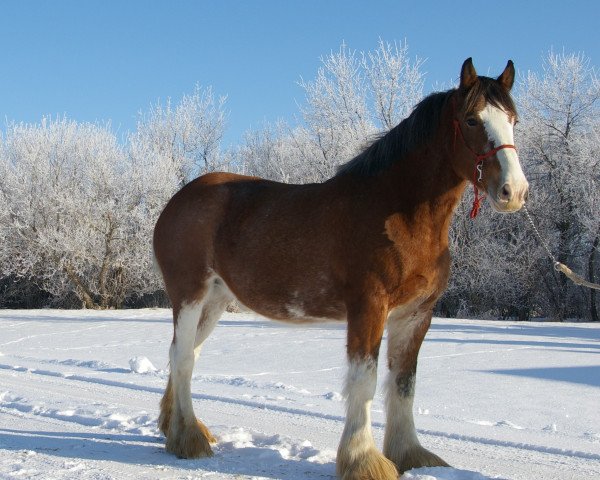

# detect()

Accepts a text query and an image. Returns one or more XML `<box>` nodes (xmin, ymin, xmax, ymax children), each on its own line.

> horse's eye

<box><xmin>466</xmin><ymin>117</ymin><xmax>478</xmax><ymax>127</ymax></box>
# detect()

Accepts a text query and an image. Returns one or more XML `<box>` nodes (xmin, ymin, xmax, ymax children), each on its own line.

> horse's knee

<box><xmin>344</xmin><ymin>357</ymin><xmax>378</xmax><ymax>400</ymax></box>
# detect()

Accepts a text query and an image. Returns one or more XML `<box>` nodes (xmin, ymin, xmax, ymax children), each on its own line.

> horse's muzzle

<box><xmin>491</xmin><ymin>181</ymin><xmax>529</xmax><ymax>212</ymax></box>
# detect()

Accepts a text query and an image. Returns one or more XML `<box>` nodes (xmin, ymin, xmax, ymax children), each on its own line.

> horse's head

<box><xmin>452</xmin><ymin>58</ymin><xmax>528</xmax><ymax>214</ymax></box>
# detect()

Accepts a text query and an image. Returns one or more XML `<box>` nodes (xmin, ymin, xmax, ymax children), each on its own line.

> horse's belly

<box><xmin>219</xmin><ymin>272</ymin><xmax>347</xmax><ymax>324</ymax></box>
<box><xmin>244</xmin><ymin>292</ymin><xmax>347</xmax><ymax>324</ymax></box>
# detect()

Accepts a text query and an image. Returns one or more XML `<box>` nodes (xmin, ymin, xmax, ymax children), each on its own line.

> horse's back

<box><xmin>154</xmin><ymin>172</ymin><xmax>304</xmax><ymax>255</ymax></box>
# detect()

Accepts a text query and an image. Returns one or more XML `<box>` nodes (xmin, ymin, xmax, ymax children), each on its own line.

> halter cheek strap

<box><xmin>452</xmin><ymin>118</ymin><xmax>517</xmax><ymax>218</ymax></box>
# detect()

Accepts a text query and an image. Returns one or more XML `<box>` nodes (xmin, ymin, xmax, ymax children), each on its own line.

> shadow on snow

<box><xmin>483</xmin><ymin>365</ymin><xmax>600</xmax><ymax>388</ymax></box>
<box><xmin>0</xmin><ymin>428</ymin><xmax>336</xmax><ymax>479</ymax></box>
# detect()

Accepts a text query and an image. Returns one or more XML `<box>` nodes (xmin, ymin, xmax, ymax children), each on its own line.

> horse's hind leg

<box><xmin>159</xmin><ymin>278</ymin><xmax>230</xmax><ymax>458</ymax></box>
<box><xmin>190</xmin><ymin>278</ymin><xmax>232</xmax><ymax>444</ymax></box>
<box><xmin>384</xmin><ymin>309</ymin><xmax>449</xmax><ymax>473</ymax></box>
<box><xmin>161</xmin><ymin>301</ymin><xmax>211</xmax><ymax>459</ymax></box>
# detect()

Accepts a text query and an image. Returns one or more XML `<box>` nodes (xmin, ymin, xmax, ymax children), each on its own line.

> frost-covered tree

<box><xmin>0</xmin><ymin>118</ymin><xmax>124</xmax><ymax>307</ymax></box>
<box><xmin>439</xmin><ymin>199</ymin><xmax>541</xmax><ymax>321</ymax></box>
<box><xmin>0</xmin><ymin>118</ymin><xmax>178</xmax><ymax>308</ymax></box>
<box><xmin>133</xmin><ymin>84</ymin><xmax>228</xmax><ymax>186</ymax></box>
<box><xmin>237</xmin><ymin>121</ymin><xmax>295</xmax><ymax>183</ymax></box>
<box><xmin>243</xmin><ymin>40</ymin><xmax>424</xmax><ymax>183</ymax></box>
<box><xmin>516</xmin><ymin>50</ymin><xmax>600</xmax><ymax>320</ymax></box>
<box><xmin>297</xmin><ymin>42</ymin><xmax>373</xmax><ymax>180</ymax></box>
<box><xmin>363</xmin><ymin>39</ymin><xmax>425</xmax><ymax>130</ymax></box>
<box><xmin>121</xmin><ymin>135</ymin><xmax>181</xmax><ymax>300</ymax></box>
<box><xmin>0</xmin><ymin>83</ymin><xmax>229</xmax><ymax>309</ymax></box>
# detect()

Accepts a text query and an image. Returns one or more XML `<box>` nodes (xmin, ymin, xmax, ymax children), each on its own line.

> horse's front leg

<box><xmin>336</xmin><ymin>297</ymin><xmax>398</xmax><ymax>480</ymax></box>
<box><xmin>384</xmin><ymin>309</ymin><xmax>449</xmax><ymax>473</ymax></box>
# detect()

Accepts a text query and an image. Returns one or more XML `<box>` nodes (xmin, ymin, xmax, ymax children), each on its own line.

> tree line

<box><xmin>1</xmin><ymin>41</ymin><xmax>598</xmax><ymax>321</ymax></box>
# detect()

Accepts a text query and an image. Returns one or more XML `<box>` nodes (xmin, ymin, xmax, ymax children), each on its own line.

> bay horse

<box><xmin>153</xmin><ymin>58</ymin><xmax>529</xmax><ymax>479</ymax></box>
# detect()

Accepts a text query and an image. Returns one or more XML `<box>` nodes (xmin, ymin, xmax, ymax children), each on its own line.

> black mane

<box><xmin>336</xmin><ymin>90</ymin><xmax>452</xmax><ymax>177</ymax></box>
<box><xmin>336</xmin><ymin>77</ymin><xmax>516</xmax><ymax>178</ymax></box>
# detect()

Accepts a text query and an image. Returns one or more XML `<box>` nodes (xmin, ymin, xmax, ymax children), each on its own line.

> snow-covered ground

<box><xmin>0</xmin><ymin>309</ymin><xmax>598</xmax><ymax>479</ymax></box>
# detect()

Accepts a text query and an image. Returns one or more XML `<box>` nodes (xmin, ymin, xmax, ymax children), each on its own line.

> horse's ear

<box><xmin>460</xmin><ymin>57</ymin><xmax>478</xmax><ymax>90</ymax></box>
<box><xmin>497</xmin><ymin>60</ymin><xmax>515</xmax><ymax>91</ymax></box>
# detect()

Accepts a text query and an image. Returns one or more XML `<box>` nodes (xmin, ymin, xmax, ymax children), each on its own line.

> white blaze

<box><xmin>479</xmin><ymin>104</ymin><xmax>528</xmax><ymax>207</ymax></box>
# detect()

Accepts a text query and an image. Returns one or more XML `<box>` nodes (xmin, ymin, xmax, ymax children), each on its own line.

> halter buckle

<box><xmin>476</xmin><ymin>162</ymin><xmax>484</xmax><ymax>182</ymax></box>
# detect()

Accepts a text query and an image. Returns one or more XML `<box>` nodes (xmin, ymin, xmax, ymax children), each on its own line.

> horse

<box><xmin>153</xmin><ymin>58</ymin><xmax>529</xmax><ymax>479</ymax></box>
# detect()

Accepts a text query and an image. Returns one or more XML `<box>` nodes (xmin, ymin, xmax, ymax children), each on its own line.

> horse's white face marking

<box><xmin>479</xmin><ymin>104</ymin><xmax>529</xmax><ymax>211</ymax></box>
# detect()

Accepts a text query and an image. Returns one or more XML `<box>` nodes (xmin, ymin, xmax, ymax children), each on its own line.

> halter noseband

<box><xmin>452</xmin><ymin>114</ymin><xmax>517</xmax><ymax>219</ymax></box>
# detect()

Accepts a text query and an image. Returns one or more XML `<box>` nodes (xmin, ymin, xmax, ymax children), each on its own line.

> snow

<box><xmin>0</xmin><ymin>309</ymin><xmax>598</xmax><ymax>480</ymax></box>
<box><xmin>128</xmin><ymin>356</ymin><xmax>158</xmax><ymax>374</ymax></box>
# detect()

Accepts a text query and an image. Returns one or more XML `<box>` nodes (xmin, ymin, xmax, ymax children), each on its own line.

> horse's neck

<box><xmin>375</xmin><ymin>145</ymin><xmax>467</xmax><ymax>244</ymax></box>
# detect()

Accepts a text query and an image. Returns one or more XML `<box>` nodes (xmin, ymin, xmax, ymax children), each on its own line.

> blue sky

<box><xmin>1</xmin><ymin>1</ymin><xmax>599</xmax><ymax>146</ymax></box>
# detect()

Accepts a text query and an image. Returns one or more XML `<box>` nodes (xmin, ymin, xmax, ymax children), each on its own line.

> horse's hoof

<box><xmin>166</xmin><ymin>419</ymin><xmax>215</xmax><ymax>459</ymax></box>
<box><xmin>386</xmin><ymin>444</ymin><xmax>449</xmax><ymax>474</ymax></box>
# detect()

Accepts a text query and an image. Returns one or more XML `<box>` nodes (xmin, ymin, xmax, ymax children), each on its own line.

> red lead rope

<box><xmin>452</xmin><ymin>118</ymin><xmax>517</xmax><ymax>218</ymax></box>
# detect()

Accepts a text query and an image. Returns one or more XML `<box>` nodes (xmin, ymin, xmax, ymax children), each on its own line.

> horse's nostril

<box><xmin>500</xmin><ymin>183</ymin><xmax>512</xmax><ymax>202</ymax></box>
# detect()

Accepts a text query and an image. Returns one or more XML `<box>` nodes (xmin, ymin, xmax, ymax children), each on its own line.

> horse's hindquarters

<box><xmin>153</xmin><ymin>175</ymin><xmax>234</xmax><ymax>310</ymax></box>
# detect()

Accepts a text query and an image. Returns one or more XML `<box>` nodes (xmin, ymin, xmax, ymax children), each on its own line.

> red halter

<box><xmin>452</xmin><ymin>117</ymin><xmax>517</xmax><ymax>218</ymax></box>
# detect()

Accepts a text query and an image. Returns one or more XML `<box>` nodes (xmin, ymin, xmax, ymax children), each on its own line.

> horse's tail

<box><xmin>151</xmin><ymin>247</ymin><xmax>162</xmax><ymax>277</ymax></box>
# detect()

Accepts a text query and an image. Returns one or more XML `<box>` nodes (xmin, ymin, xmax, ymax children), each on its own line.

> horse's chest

<box><xmin>383</xmin><ymin>215</ymin><xmax>451</xmax><ymax>311</ymax></box>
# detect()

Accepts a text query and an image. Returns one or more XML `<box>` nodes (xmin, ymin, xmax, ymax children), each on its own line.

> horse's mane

<box><xmin>335</xmin><ymin>90</ymin><xmax>452</xmax><ymax>177</ymax></box>
<box><xmin>336</xmin><ymin>77</ymin><xmax>516</xmax><ymax>178</ymax></box>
